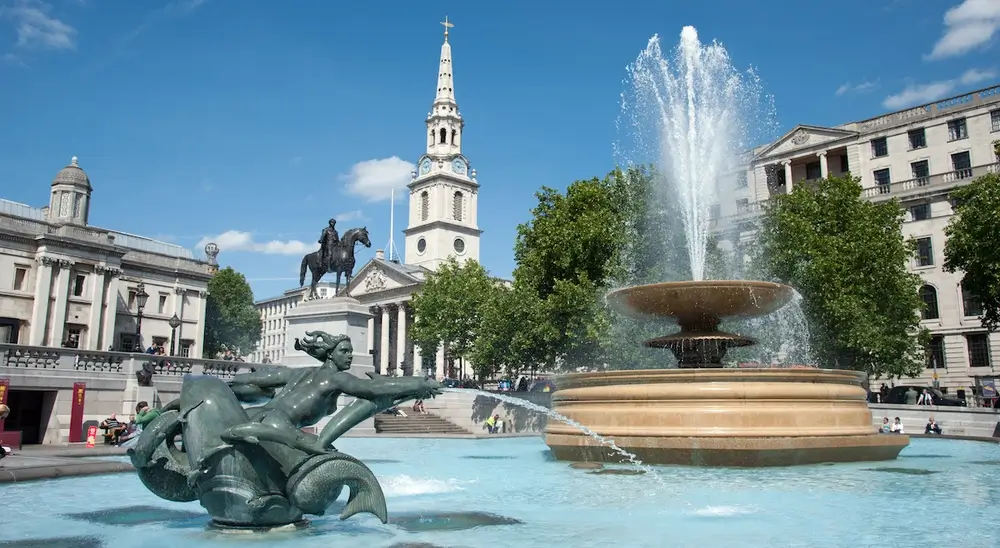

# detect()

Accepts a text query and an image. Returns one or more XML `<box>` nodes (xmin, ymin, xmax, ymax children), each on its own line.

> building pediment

<box><xmin>756</xmin><ymin>125</ymin><xmax>858</xmax><ymax>159</ymax></box>
<box><xmin>346</xmin><ymin>258</ymin><xmax>425</xmax><ymax>297</ymax></box>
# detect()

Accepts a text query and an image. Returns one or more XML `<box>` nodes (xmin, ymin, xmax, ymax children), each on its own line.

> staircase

<box><xmin>374</xmin><ymin>412</ymin><xmax>470</xmax><ymax>435</ymax></box>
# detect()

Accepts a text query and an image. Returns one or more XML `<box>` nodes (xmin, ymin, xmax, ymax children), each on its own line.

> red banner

<box><xmin>69</xmin><ymin>382</ymin><xmax>86</xmax><ymax>443</ymax></box>
<box><xmin>0</xmin><ymin>378</ymin><xmax>8</xmax><ymax>432</ymax></box>
<box><xmin>86</xmin><ymin>425</ymin><xmax>97</xmax><ymax>448</ymax></box>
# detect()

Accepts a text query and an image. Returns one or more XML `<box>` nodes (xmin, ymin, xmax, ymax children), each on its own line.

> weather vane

<box><xmin>441</xmin><ymin>15</ymin><xmax>454</xmax><ymax>41</ymax></box>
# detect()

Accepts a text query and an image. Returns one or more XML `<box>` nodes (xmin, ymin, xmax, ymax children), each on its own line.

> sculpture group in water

<box><xmin>127</xmin><ymin>330</ymin><xmax>441</xmax><ymax>529</ymax></box>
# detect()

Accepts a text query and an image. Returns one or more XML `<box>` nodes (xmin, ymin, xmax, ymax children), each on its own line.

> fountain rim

<box><xmin>549</xmin><ymin>368</ymin><xmax>866</xmax><ymax>392</ymax></box>
<box><xmin>605</xmin><ymin>279</ymin><xmax>796</xmax><ymax>321</ymax></box>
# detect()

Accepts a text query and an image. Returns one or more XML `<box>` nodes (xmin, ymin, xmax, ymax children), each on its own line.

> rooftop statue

<box><xmin>300</xmin><ymin>220</ymin><xmax>372</xmax><ymax>299</ymax></box>
<box><xmin>127</xmin><ymin>330</ymin><xmax>441</xmax><ymax>530</ymax></box>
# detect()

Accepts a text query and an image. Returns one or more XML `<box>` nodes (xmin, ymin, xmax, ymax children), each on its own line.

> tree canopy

<box><xmin>752</xmin><ymin>174</ymin><xmax>928</xmax><ymax>378</ymax></box>
<box><xmin>944</xmin><ymin>172</ymin><xmax>1000</xmax><ymax>331</ymax></box>
<box><xmin>204</xmin><ymin>267</ymin><xmax>261</xmax><ymax>358</ymax></box>
<box><xmin>409</xmin><ymin>258</ymin><xmax>499</xmax><ymax>378</ymax></box>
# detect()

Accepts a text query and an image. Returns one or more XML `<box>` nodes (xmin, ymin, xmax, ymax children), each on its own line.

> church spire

<box><xmin>434</xmin><ymin>16</ymin><xmax>456</xmax><ymax>105</ymax></box>
<box><xmin>425</xmin><ymin>16</ymin><xmax>463</xmax><ymax>156</ymax></box>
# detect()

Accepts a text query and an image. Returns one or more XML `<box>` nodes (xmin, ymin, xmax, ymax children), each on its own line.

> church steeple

<box><xmin>426</xmin><ymin>16</ymin><xmax>463</xmax><ymax>156</ymax></box>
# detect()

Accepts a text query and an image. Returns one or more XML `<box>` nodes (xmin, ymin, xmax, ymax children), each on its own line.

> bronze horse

<box><xmin>299</xmin><ymin>227</ymin><xmax>372</xmax><ymax>299</ymax></box>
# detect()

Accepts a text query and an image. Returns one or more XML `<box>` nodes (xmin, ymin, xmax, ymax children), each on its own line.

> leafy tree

<box><xmin>469</xmin><ymin>285</ymin><xmax>555</xmax><ymax>378</ymax></box>
<box><xmin>751</xmin><ymin>174</ymin><xmax>929</xmax><ymax>378</ymax></box>
<box><xmin>204</xmin><ymin>267</ymin><xmax>261</xmax><ymax>357</ymax></box>
<box><xmin>410</xmin><ymin>258</ymin><xmax>497</xmax><ymax>378</ymax></box>
<box><xmin>944</xmin><ymin>172</ymin><xmax>1000</xmax><ymax>331</ymax></box>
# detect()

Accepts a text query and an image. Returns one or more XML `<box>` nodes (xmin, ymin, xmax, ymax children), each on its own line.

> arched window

<box><xmin>453</xmin><ymin>191</ymin><xmax>464</xmax><ymax>221</ymax></box>
<box><xmin>451</xmin><ymin>129</ymin><xmax>457</xmax><ymax>145</ymax></box>
<box><xmin>962</xmin><ymin>284</ymin><xmax>983</xmax><ymax>317</ymax></box>
<box><xmin>920</xmin><ymin>285</ymin><xmax>939</xmax><ymax>320</ymax></box>
<box><xmin>420</xmin><ymin>191</ymin><xmax>429</xmax><ymax>222</ymax></box>
<box><xmin>439</xmin><ymin>128</ymin><xmax>447</xmax><ymax>144</ymax></box>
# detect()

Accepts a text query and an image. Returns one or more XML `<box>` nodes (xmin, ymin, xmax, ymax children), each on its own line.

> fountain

<box><xmin>543</xmin><ymin>27</ymin><xmax>909</xmax><ymax>466</ymax></box>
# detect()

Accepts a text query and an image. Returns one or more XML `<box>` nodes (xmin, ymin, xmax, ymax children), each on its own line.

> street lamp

<box><xmin>168</xmin><ymin>313</ymin><xmax>181</xmax><ymax>356</ymax></box>
<box><xmin>134</xmin><ymin>282</ymin><xmax>149</xmax><ymax>351</ymax></box>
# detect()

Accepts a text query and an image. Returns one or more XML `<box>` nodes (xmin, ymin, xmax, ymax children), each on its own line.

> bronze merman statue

<box><xmin>127</xmin><ymin>330</ymin><xmax>441</xmax><ymax>530</ymax></box>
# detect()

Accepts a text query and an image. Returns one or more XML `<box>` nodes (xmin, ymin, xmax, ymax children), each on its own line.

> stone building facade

<box><xmin>715</xmin><ymin>84</ymin><xmax>1000</xmax><ymax>389</ymax></box>
<box><xmin>0</xmin><ymin>157</ymin><xmax>218</xmax><ymax>357</ymax></box>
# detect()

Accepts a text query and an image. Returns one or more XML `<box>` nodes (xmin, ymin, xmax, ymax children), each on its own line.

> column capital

<box><xmin>817</xmin><ymin>151</ymin><xmax>828</xmax><ymax>157</ymax></box>
<box><xmin>370</xmin><ymin>305</ymin><xmax>383</xmax><ymax>315</ymax></box>
<box><xmin>198</xmin><ymin>290</ymin><xmax>209</xmax><ymax>298</ymax></box>
<box><xmin>37</xmin><ymin>256</ymin><xmax>73</xmax><ymax>267</ymax></box>
<box><xmin>781</xmin><ymin>159</ymin><xmax>792</xmax><ymax>166</ymax></box>
<box><xmin>173</xmin><ymin>286</ymin><xmax>186</xmax><ymax>295</ymax></box>
<box><xmin>95</xmin><ymin>264</ymin><xmax>122</xmax><ymax>277</ymax></box>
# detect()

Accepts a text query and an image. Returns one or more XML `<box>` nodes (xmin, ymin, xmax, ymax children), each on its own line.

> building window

<box><xmin>920</xmin><ymin>285</ymin><xmax>939</xmax><ymax>320</ymax></box>
<box><xmin>870</xmin><ymin>137</ymin><xmax>888</xmax><ymax>158</ymax></box>
<box><xmin>736</xmin><ymin>198</ymin><xmax>749</xmax><ymax>213</ymax></box>
<box><xmin>420</xmin><ymin>191</ymin><xmax>429</xmax><ymax>222</ymax></box>
<box><xmin>453</xmin><ymin>191</ymin><xmax>464</xmax><ymax>221</ymax></box>
<box><xmin>416</xmin><ymin>238</ymin><xmax>427</xmax><ymax>254</ymax></box>
<box><xmin>453</xmin><ymin>238</ymin><xmax>466</xmax><ymax>254</ymax></box>
<box><xmin>873</xmin><ymin>168</ymin><xmax>891</xmax><ymax>193</ymax></box>
<box><xmin>72</xmin><ymin>274</ymin><xmax>86</xmax><ymax>297</ymax></box>
<box><xmin>120</xmin><ymin>333</ymin><xmax>138</xmax><ymax>352</ymax></box>
<box><xmin>158</xmin><ymin>294</ymin><xmax>167</xmax><ymax>314</ymax></box>
<box><xmin>840</xmin><ymin>154</ymin><xmax>849</xmax><ymax>174</ymax></box>
<box><xmin>910</xmin><ymin>160</ymin><xmax>930</xmax><ymax>185</ymax></box>
<box><xmin>907</xmin><ymin>128</ymin><xmax>926</xmax><ymax>149</ymax></box>
<box><xmin>179</xmin><ymin>340</ymin><xmax>193</xmax><ymax>357</ymax></box>
<box><xmin>966</xmin><ymin>333</ymin><xmax>990</xmax><ymax>368</ymax></box>
<box><xmin>64</xmin><ymin>326</ymin><xmax>82</xmax><ymax>348</ymax></box>
<box><xmin>805</xmin><ymin>161</ymin><xmax>821</xmax><ymax>180</ymax></box>
<box><xmin>926</xmin><ymin>335</ymin><xmax>945</xmax><ymax>369</ymax></box>
<box><xmin>992</xmin><ymin>109</ymin><xmax>1000</xmax><ymax>132</ymax></box>
<box><xmin>13</xmin><ymin>267</ymin><xmax>27</xmax><ymax>291</ymax></box>
<box><xmin>951</xmin><ymin>151</ymin><xmax>972</xmax><ymax>178</ymax></box>
<box><xmin>737</xmin><ymin>174</ymin><xmax>747</xmax><ymax>188</ymax></box>
<box><xmin>127</xmin><ymin>289</ymin><xmax>137</xmax><ymax>310</ymax></box>
<box><xmin>765</xmin><ymin>164</ymin><xmax>786</xmax><ymax>188</ymax></box>
<box><xmin>914</xmin><ymin>237</ymin><xmax>933</xmax><ymax>267</ymax></box>
<box><xmin>709</xmin><ymin>204</ymin><xmax>721</xmax><ymax>219</ymax></box>
<box><xmin>947</xmin><ymin>118</ymin><xmax>968</xmax><ymax>141</ymax></box>
<box><xmin>962</xmin><ymin>284</ymin><xmax>982</xmax><ymax>317</ymax></box>
<box><xmin>910</xmin><ymin>203</ymin><xmax>930</xmax><ymax>221</ymax></box>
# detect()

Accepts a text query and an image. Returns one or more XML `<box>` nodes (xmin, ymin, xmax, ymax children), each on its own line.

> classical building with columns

<box><xmin>0</xmin><ymin>157</ymin><xmax>219</xmax><ymax>357</ymax></box>
<box><xmin>714</xmin><ymin>84</ymin><xmax>1000</xmax><ymax>390</ymax></box>
<box><xmin>252</xmin><ymin>21</ymin><xmax>482</xmax><ymax>379</ymax></box>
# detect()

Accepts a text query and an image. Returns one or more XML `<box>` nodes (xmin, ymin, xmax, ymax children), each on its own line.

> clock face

<box><xmin>420</xmin><ymin>159</ymin><xmax>432</xmax><ymax>174</ymax></box>
<box><xmin>451</xmin><ymin>158</ymin><xmax>467</xmax><ymax>175</ymax></box>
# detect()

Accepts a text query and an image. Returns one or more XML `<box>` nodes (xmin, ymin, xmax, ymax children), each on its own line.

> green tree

<box><xmin>204</xmin><ymin>267</ymin><xmax>261</xmax><ymax>357</ymax></box>
<box><xmin>751</xmin><ymin>174</ymin><xmax>929</xmax><ymax>378</ymax></box>
<box><xmin>944</xmin><ymin>172</ymin><xmax>1000</xmax><ymax>331</ymax></box>
<box><xmin>469</xmin><ymin>285</ymin><xmax>555</xmax><ymax>378</ymax></box>
<box><xmin>409</xmin><ymin>258</ymin><xmax>497</xmax><ymax>378</ymax></box>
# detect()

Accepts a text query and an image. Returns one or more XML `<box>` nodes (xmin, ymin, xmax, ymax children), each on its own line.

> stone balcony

<box><xmin>862</xmin><ymin>162</ymin><xmax>1000</xmax><ymax>201</ymax></box>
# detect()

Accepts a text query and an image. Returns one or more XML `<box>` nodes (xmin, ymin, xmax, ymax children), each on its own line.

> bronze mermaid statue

<box><xmin>127</xmin><ymin>331</ymin><xmax>442</xmax><ymax>529</ymax></box>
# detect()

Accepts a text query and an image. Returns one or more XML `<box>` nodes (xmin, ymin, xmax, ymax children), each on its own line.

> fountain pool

<box><xmin>2</xmin><ymin>437</ymin><xmax>998</xmax><ymax>547</ymax></box>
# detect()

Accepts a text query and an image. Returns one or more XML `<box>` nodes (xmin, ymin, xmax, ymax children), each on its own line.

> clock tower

<box><xmin>404</xmin><ymin>17</ymin><xmax>482</xmax><ymax>270</ymax></box>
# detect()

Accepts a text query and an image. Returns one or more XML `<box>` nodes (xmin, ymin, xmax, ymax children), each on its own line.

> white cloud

<box><xmin>0</xmin><ymin>0</ymin><xmax>76</xmax><ymax>50</ymax></box>
<box><xmin>196</xmin><ymin>231</ymin><xmax>315</xmax><ymax>256</ymax></box>
<box><xmin>335</xmin><ymin>209</ymin><xmax>367</xmax><ymax>223</ymax></box>
<box><xmin>926</xmin><ymin>0</ymin><xmax>1000</xmax><ymax>60</ymax></box>
<box><xmin>835</xmin><ymin>81</ymin><xmax>878</xmax><ymax>96</ymax></box>
<box><xmin>341</xmin><ymin>156</ymin><xmax>415</xmax><ymax>202</ymax></box>
<box><xmin>882</xmin><ymin>68</ymin><xmax>997</xmax><ymax>109</ymax></box>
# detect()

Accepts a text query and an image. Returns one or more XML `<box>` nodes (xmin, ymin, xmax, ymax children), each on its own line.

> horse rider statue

<box><xmin>318</xmin><ymin>218</ymin><xmax>340</xmax><ymax>272</ymax></box>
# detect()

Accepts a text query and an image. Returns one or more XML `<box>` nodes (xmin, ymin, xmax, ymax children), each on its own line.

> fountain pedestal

<box><xmin>544</xmin><ymin>281</ymin><xmax>909</xmax><ymax>467</ymax></box>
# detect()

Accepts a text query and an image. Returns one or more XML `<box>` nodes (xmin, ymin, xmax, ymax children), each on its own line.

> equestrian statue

<box><xmin>299</xmin><ymin>219</ymin><xmax>371</xmax><ymax>299</ymax></box>
<box><xmin>127</xmin><ymin>330</ymin><xmax>442</xmax><ymax>530</ymax></box>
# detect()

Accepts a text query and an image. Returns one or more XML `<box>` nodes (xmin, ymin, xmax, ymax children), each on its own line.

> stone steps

<box><xmin>374</xmin><ymin>413</ymin><xmax>470</xmax><ymax>435</ymax></box>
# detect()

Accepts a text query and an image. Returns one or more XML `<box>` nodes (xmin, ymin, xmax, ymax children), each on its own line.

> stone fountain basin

<box><xmin>544</xmin><ymin>368</ymin><xmax>909</xmax><ymax>467</ymax></box>
<box><xmin>606</xmin><ymin>280</ymin><xmax>794</xmax><ymax>326</ymax></box>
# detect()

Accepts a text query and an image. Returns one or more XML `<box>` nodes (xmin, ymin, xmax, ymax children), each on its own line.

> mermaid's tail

<box><xmin>287</xmin><ymin>450</ymin><xmax>388</xmax><ymax>523</ymax></box>
<box><xmin>127</xmin><ymin>409</ymin><xmax>198</xmax><ymax>502</ymax></box>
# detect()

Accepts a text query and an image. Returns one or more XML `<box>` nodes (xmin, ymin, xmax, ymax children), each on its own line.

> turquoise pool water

<box><xmin>1</xmin><ymin>437</ymin><xmax>998</xmax><ymax>547</ymax></box>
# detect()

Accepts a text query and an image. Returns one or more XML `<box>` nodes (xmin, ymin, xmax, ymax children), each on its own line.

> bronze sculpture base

<box><xmin>544</xmin><ymin>368</ymin><xmax>909</xmax><ymax>467</ymax></box>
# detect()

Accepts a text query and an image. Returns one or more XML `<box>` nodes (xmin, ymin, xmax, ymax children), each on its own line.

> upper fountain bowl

<box><xmin>606</xmin><ymin>280</ymin><xmax>795</xmax><ymax>327</ymax></box>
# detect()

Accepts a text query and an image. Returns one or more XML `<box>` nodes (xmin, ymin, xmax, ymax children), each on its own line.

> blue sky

<box><xmin>1</xmin><ymin>0</ymin><xmax>998</xmax><ymax>299</ymax></box>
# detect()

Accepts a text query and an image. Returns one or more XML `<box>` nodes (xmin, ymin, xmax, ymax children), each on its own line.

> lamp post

<box><xmin>134</xmin><ymin>282</ymin><xmax>149</xmax><ymax>351</ymax></box>
<box><xmin>168</xmin><ymin>313</ymin><xmax>181</xmax><ymax>356</ymax></box>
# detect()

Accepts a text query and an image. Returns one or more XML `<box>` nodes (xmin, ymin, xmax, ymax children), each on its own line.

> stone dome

<box><xmin>52</xmin><ymin>156</ymin><xmax>91</xmax><ymax>190</ymax></box>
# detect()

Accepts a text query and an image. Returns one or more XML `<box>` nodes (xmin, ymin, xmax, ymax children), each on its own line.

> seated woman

<box><xmin>925</xmin><ymin>417</ymin><xmax>942</xmax><ymax>434</ymax></box>
<box><xmin>880</xmin><ymin>417</ymin><xmax>891</xmax><ymax>433</ymax></box>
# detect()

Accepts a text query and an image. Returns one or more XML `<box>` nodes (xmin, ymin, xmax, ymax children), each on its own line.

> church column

<box><xmin>818</xmin><ymin>151</ymin><xmax>829</xmax><ymax>179</ymax></box>
<box><xmin>101</xmin><ymin>268</ymin><xmax>121</xmax><ymax>351</ymax></box>
<box><xmin>783</xmin><ymin>160</ymin><xmax>794</xmax><ymax>193</ymax></box>
<box><xmin>29</xmin><ymin>257</ymin><xmax>55</xmax><ymax>346</ymax></box>
<box><xmin>380</xmin><ymin>305</ymin><xmax>391</xmax><ymax>373</ymax></box>
<box><xmin>173</xmin><ymin>287</ymin><xmax>186</xmax><ymax>346</ymax></box>
<box><xmin>366</xmin><ymin>313</ymin><xmax>376</xmax><ymax>357</ymax></box>
<box><xmin>86</xmin><ymin>266</ymin><xmax>107</xmax><ymax>350</ymax></box>
<box><xmin>48</xmin><ymin>259</ymin><xmax>74</xmax><ymax>346</ymax></box>
<box><xmin>396</xmin><ymin>303</ymin><xmax>408</xmax><ymax>375</ymax></box>
<box><xmin>436</xmin><ymin>346</ymin><xmax>446</xmax><ymax>381</ymax></box>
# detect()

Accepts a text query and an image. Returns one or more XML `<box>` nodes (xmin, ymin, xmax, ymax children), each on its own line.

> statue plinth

<box><xmin>545</xmin><ymin>280</ymin><xmax>909</xmax><ymax>467</ymax></box>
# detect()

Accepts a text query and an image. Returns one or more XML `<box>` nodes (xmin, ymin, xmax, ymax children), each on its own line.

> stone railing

<box><xmin>861</xmin><ymin>162</ymin><xmax>999</xmax><ymax>200</ymax></box>
<box><xmin>0</xmin><ymin>343</ymin><xmax>259</xmax><ymax>381</ymax></box>
<box><xmin>856</xmin><ymin>84</ymin><xmax>1000</xmax><ymax>132</ymax></box>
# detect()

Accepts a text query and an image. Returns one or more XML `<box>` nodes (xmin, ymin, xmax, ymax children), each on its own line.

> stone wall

<box><xmin>424</xmin><ymin>390</ymin><xmax>552</xmax><ymax>434</ymax></box>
